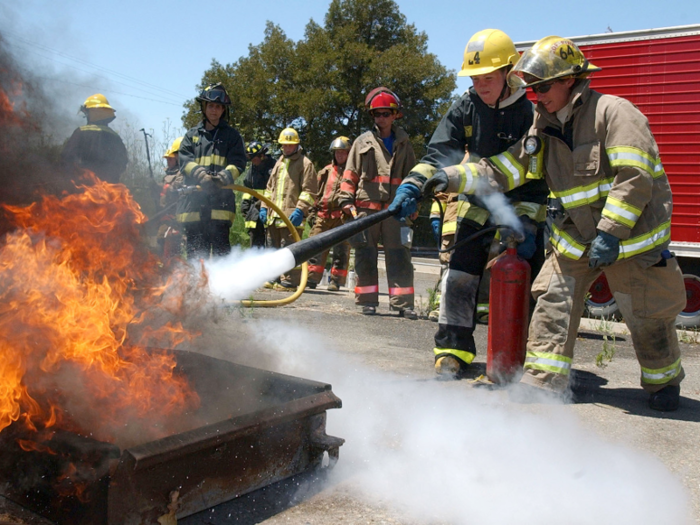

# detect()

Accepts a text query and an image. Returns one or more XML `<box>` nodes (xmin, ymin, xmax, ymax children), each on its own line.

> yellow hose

<box><xmin>223</xmin><ymin>184</ymin><xmax>308</xmax><ymax>307</ymax></box>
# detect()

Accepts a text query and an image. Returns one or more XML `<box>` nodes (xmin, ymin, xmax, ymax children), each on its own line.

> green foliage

<box><xmin>182</xmin><ymin>0</ymin><xmax>456</xmax><ymax>166</ymax></box>
<box><xmin>595</xmin><ymin>319</ymin><xmax>616</xmax><ymax>368</ymax></box>
<box><xmin>678</xmin><ymin>328</ymin><xmax>700</xmax><ymax>345</ymax></box>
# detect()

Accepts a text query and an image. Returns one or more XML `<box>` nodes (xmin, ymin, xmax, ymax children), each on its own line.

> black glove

<box><xmin>191</xmin><ymin>166</ymin><xmax>209</xmax><ymax>183</ymax></box>
<box><xmin>589</xmin><ymin>231</ymin><xmax>620</xmax><ymax>268</ymax></box>
<box><xmin>422</xmin><ymin>170</ymin><xmax>449</xmax><ymax>196</ymax></box>
<box><xmin>213</xmin><ymin>169</ymin><xmax>233</xmax><ymax>186</ymax></box>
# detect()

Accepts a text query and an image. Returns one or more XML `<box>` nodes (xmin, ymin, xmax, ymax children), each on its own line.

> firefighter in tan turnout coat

<box><xmin>392</xmin><ymin>36</ymin><xmax>685</xmax><ymax>411</ymax></box>
<box><xmin>339</xmin><ymin>87</ymin><xmax>417</xmax><ymax>319</ymax></box>
<box><xmin>306</xmin><ymin>137</ymin><xmax>353</xmax><ymax>291</ymax></box>
<box><xmin>260</xmin><ymin>128</ymin><xmax>318</xmax><ymax>290</ymax></box>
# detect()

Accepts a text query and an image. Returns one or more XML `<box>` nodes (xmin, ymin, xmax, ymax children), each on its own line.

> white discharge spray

<box><xmin>240</xmin><ymin>321</ymin><xmax>693</xmax><ymax>525</ymax></box>
<box><xmin>204</xmin><ymin>247</ymin><xmax>296</xmax><ymax>302</ymax></box>
<box><xmin>474</xmin><ymin>175</ymin><xmax>524</xmax><ymax>237</ymax></box>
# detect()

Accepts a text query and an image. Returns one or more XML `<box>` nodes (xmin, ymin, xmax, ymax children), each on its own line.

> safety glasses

<box><xmin>530</xmin><ymin>82</ymin><xmax>555</xmax><ymax>94</ymax></box>
<box><xmin>372</xmin><ymin>111</ymin><xmax>394</xmax><ymax>118</ymax></box>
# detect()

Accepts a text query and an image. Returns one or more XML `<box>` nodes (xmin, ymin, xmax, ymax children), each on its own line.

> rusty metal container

<box><xmin>0</xmin><ymin>351</ymin><xmax>343</xmax><ymax>525</ymax></box>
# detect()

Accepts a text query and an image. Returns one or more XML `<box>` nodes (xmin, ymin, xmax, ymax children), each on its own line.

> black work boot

<box><xmin>399</xmin><ymin>308</ymin><xmax>418</xmax><ymax>320</ymax></box>
<box><xmin>648</xmin><ymin>385</ymin><xmax>680</xmax><ymax>412</ymax></box>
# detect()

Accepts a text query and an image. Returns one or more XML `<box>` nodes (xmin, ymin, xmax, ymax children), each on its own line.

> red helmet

<box><xmin>365</xmin><ymin>87</ymin><xmax>402</xmax><ymax>117</ymax></box>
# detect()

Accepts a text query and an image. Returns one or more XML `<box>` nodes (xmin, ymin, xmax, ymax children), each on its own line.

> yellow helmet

<box><xmin>278</xmin><ymin>127</ymin><xmax>300</xmax><ymax>145</ymax></box>
<box><xmin>163</xmin><ymin>136</ymin><xmax>183</xmax><ymax>158</ymax></box>
<box><xmin>509</xmin><ymin>36</ymin><xmax>601</xmax><ymax>88</ymax></box>
<box><xmin>81</xmin><ymin>93</ymin><xmax>114</xmax><ymax>111</ymax></box>
<box><xmin>458</xmin><ymin>29</ymin><xmax>519</xmax><ymax>77</ymax></box>
<box><xmin>329</xmin><ymin>136</ymin><xmax>352</xmax><ymax>151</ymax></box>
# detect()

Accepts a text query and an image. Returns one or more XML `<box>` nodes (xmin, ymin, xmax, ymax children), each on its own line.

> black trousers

<box><xmin>184</xmin><ymin>221</ymin><xmax>231</xmax><ymax>260</ymax></box>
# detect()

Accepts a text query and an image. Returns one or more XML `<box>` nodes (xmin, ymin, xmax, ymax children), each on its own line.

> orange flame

<box><xmin>0</xmin><ymin>81</ymin><xmax>30</xmax><ymax>128</ymax></box>
<box><xmin>0</xmin><ymin>175</ymin><xmax>200</xmax><ymax>444</ymax></box>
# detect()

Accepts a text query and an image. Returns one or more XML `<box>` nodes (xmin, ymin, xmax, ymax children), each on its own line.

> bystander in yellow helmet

<box><xmin>278</xmin><ymin>127</ymin><xmax>300</xmax><ymax>145</ymax></box>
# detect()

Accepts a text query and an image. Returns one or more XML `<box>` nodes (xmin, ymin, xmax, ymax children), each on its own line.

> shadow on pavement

<box><xmin>570</xmin><ymin>369</ymin><xmax>700</xmax><ymax>422</ymax></box>
<box><xmin>576</xmin><ymin>332</ymin><xmax>628</xmax><ymax>342</ymax></box>
<box><xmin>181</xmin><ymin>469</ymin><xmax>330</xmax><ymax>525</ymax></box>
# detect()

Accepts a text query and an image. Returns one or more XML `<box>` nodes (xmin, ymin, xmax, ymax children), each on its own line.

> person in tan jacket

<box><xmin>306</xmin><ymin>136</ymin><xmax>353</xmax><ymax>291</ymax></box>
<box><xmin>397</xmin><ymin>37</ymin><xmax>685</xmax><ymax>411</ymax></box>
<box><xmin>260</xmin><ymin>127</ymin><xmax>318</xmax><ymax>290</ymax></box>
<box><xmin>338</xmin><ymin>87</ymin><xmax>417</xmax><ymax>319</ymax></box>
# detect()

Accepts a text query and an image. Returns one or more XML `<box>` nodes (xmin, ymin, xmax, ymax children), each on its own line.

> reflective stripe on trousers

<box><xmin>522</xmin><ymin>250</ymin><xmax>685</xmax><ymax>393</ymax></box>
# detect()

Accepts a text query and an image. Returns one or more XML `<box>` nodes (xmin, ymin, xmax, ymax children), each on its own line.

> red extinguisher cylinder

<box><xmin>487</xmin><ymin>245</ymin><xmax>531</xmax><ymax>384</ymax></box>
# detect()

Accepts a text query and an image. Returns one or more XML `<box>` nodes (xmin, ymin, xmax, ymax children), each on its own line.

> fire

<box><xmin>0</xmin><ymin>175</ymin><xmax>200</xmax><ymax>444</ymax></box>
<box><xmin>0</xmin><ymin>81</ymin><xmax>30</xmax><ymax>128</ymax></box>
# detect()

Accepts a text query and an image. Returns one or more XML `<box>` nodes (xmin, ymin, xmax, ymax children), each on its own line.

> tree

<box><xmin>183</xmin><ymin>0</ymin><xmax>456</xmax><ymax>165</ymax></box>
<box><xmin>182</xmin><ymin>23</ymin><xmax>300</xmax><ymax>145</ymax></box>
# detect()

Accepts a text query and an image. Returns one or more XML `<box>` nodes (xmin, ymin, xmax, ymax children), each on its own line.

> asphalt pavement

<box><xmin>178</xmin><ymin>257</ymin><xmax>700</xmax><ymax>525</ymax></box>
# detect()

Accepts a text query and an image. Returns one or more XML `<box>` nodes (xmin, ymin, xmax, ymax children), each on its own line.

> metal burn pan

<box><xmin>0</xmin><ymin>351</ymin><xmax>344</xmax><ymax>525</ymax></box>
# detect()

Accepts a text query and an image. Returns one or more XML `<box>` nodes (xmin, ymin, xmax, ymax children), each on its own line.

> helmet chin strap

<box><xmin>493</xmin><ymin>77</ymin><xmax>510</xmax><ymax>111</ymax></box>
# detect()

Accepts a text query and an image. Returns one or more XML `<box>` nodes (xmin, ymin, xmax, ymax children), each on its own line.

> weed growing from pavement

<box><xmin>427</xmin><ymin>285</ymin><xmax>439</xmax><ymax>314</ymax></box>
<box><xmin>595</xmin><ymin>318</ymin><xmax>616</xmax><ymax>368</ymax></box>
<box><xmin>678</xmin><ymin>328</ymin><xmax>700</xmax><ymax>345</ymax></box>
<box><xmin>415</xmin><ymin>293</ymin><xmax>429</xmax><ymax>318</ymax></box>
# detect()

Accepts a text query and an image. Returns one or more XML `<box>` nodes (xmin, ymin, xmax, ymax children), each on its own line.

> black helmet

<box><xmin>246</xmin><ymin>141</ymin><xmax>267</xmax><ymax>157</ymax></box>
<box><xmin>196</xmin><ymin>82</ymin><xmax>231</xmax><ymax>105</ymax></box>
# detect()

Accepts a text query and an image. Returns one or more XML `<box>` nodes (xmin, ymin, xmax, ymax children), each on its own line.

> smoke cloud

<box><xmin>229</xmin><ymin>321</ymin><xmax>694</xmax><ymax>525</ymax></box>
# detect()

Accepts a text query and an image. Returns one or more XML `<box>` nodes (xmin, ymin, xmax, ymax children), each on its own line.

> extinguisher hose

<box><xmin>428</xmin><ymin>195</ymin><xmax>509</xmax><ymax>254</ymax></box>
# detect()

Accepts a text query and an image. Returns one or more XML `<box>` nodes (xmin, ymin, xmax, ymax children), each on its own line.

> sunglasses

<box><xmin>372</xmin><ymin>111</ymin><xmax>394</xmax><ymax>118</ymax></box>
<box><xmin>530</xmin><ymin>82</ymin><xmax>555</xmax><ymax>94</ymax></box>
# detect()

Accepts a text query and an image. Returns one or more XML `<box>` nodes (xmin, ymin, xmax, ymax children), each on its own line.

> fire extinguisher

<box><xmin>487</xmin><ymin>240</ymin><xmax>531</xmax><ymax>384</ymax></box>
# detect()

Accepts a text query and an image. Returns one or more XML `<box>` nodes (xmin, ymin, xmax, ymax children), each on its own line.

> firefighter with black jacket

<box><xmin>240</xmin><ymin>142</ymin><xmax>276</xmax><ymax>248</ymax></box>
<box><xmin>61</xmin><ymin>94</ymin><xmax>128</xmax><ymax>184</ymax></box>
<box><xmin>390</xmin><ymin>30</ymin><xmax>549</xmax><ymax>377</ymax></box>
<box><xmin>176</xmin><ymin>83</ymin><xmax>247</xmax><ymax>260</ymax></box>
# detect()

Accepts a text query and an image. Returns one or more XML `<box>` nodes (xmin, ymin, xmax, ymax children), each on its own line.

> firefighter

<box><xmin>338</xmin><ymin>87</ymin><xmax>417</xmax><ymax>319</ymax></box>
<box><xmin>427</xmin><ymin>148</ymin><xmax>471</xmax><ymax>322</ymax></box>
<box><xmin>404</xmin><ymin>36</ymin><xmax>686</xmax><ymax>411</ymax></box>
<box><xmin>390</xmin><ymin>29</ymin><xmax>548</xmax><ymax>377</ymax></box>
<box><xmin>176</xmin><ymin>83</ymin><xmax>246</xmax><ymax>260</ymax></box>
<box><xmin>61</xmin><ymin>93</ymin><xmax>128</xmax><ymax>184</ymax></box>
<box><xmin>259</xmin><ymin>127</ymin><xmax>318</xmax><ymax>291</ymax></box>
<box><xmin>157</xmin><ymin>136</ymin><xmax>184</xmax><ymax>259</ymax></box>
<box><xmin>240</xmin><ymin>141</ymin><xmax>275</xmax><ymax>248</ymax></box>
<box><xmin>306</xmin><ymin>136</ymin><xmax>353</xmax><ymax>291</ymax></box>
<box><xmin>427</xmin><ymin>192</ymin><xmax>455</xmax><ymax>322</ymax></box>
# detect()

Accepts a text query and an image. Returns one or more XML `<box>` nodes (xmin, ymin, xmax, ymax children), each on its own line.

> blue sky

<box><xmin>2</xmin><ymin>0</ymin><xmax>698</xmax><ymax>153</ymax></box>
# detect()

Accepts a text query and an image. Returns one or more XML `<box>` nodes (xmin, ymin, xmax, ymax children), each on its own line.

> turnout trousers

<box><xmin>307</xmin><ymin>216</ymin><xmax>350</xmax><ymax>286</ymax></box>
<box><xmin>184</xmin><ymin>221</ymin><xmax>232</xmax><ymax>260</ymax></box>
<box><xmin>353</xmin><ymin>210</ymin><xmax>414</xmax><ymax>310</ymax></box>
<box><xmin>248</xmin><ymin>219</ymin><xmax>266</xmax><ymax>248</ymax></box>
<box><xmin>434</xmin><ymin>220</ymin><xmax>545</xmax><ymax>367</ymax></box>
<box><xmin>522</xmin><ymin>250</ymin><xmax>686</xmax><ymax>393</ymax></box>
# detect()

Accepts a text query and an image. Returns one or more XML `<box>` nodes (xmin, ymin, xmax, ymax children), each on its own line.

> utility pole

<box><xmin>140</xmin><ymin>128</ymin><xmax>155</xmax><ymax>180</ymax></box>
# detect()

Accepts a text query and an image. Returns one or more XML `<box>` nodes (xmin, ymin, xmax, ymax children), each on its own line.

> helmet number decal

<box><xmin>550</xmin><ymin>39</ymin><xmax>580</xmax><ymax>65</ymax></box>
<box><xmin>469</xmin><ymin>52</ymin><xmax>481</xmax><ymax>65</ymax></box>
<box><xmin>558</xmin><ymin>45</ymin><xmax>575</xmax><ymax>60</ymax></box>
